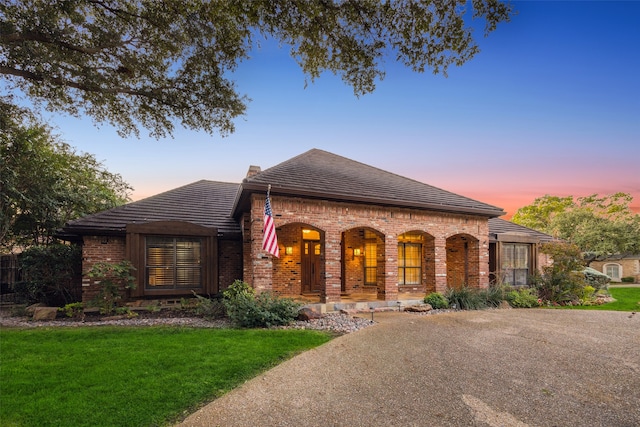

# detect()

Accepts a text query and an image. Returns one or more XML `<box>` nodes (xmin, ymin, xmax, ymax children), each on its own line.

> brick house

<box><xmin>62</xmin><ymin>149</ymin><xmax>552</xmax><ymax>307</ymax></box>
<box><xmin>588</xmin><ymin>254</ymin><xmax>640</xmax><ymax>283</ymax></box>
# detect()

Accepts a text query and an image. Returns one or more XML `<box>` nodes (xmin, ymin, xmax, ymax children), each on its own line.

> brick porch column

<box><xmin>434</xmin><ymin>236</ymin><xmax>448</xmax><ymax>293</ymax></box>
<box><xmin>479</xmin><ymin>237</ymin><xmax>490</xmax><ymax>289</ymax></box>
<box><xmin>249</xmin><ymin>197</ymin><xmax>274</xmax><ymax>293</ymax></box>
<box><xmin>379</xmin><ymin>234</ymin><xmax>398</xmax><ymax>301</ymax></box>
<box><xmin>322</xmin><ymin>230</ymin><xmax>341</xmax><ymax>303</ymax></box>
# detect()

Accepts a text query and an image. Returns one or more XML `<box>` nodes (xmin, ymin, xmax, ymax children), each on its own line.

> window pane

<box><xmin>514</xmin><ymin>269</ymin><xmax>528</xmax><ymax>286</ymax></box>
<box><xmin>147</xmin><ymin>267</ymin><xmax>173</xmax><ymax>287</ymax></box>
<box><xmin>398</xmin><ymin>242</ymin><xmax>421</xmax><ymax>285</ymax></box>
<box><xmin>501</xmin><ymin>244</ymin><xmax>514</xmax><ymax>269</ymax></box>
<box><xmin>404</xmin><ymin>268</ymin><xmax>420</xmax><ymax>285</ymax></box>
<box><xmin>145</xmin><ymin>237</ymin><xmax>202</xmax><ymax>290</ymax></box>
<box><xmin>404</xmin><ymin>244</ymin><xmax>421</xmax><ymax>267</ymax></box>
<box><xmin>514</xmin><ymin>245</ymin><xmax>529</xmax><ymax>269</ymax></box>
<box><xmin>365</xmin><ymin>267</ymin><xmax>377</xmax><ymax>284</ymax></box>
<box><xmin>365</xmin><ymin>242</ymin><xmax>377</xmax><ymax>267</ymax></box>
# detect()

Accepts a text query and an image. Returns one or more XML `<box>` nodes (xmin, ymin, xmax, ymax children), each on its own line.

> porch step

<box><xmin>303</xmin><ymin>299</ymin><xmax>424</xmax><ymax>314</ymax></box>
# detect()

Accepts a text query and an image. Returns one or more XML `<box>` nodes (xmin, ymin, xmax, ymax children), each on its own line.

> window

<box><xmin>604</xmin><ymin>264</ymin><xmax>621</xmax><ymax>281</ymax></box>
<box><xmin>398</xmin><ymin>242</ymin><xmax>421</xmax><ymax>285</ymax></box>
<box><xmin>501</xmin><ymin>243</ymin><xmax>530</xmax><ymax>286</ymax></box>
<box><xmin>146</xmin><ymin>236</ymin><xmax>202</xmax><ymax>290</ymax></box>
<box><xmin>364</xmin><ymin>240</ymin><xmax>377</xmax><ymax>285</ymax></box>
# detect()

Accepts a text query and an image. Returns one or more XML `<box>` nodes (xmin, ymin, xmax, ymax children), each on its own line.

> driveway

<box><xmin>178</xmin><ymin>309</ymin><xmax>640</xmax><ymax>427</ymax></box>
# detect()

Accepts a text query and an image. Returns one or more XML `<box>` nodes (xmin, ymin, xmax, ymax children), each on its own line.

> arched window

<box><xmin>604</xmin><ymin>264</ymin><xmax>621</xmax><ymax>281</ymax></box>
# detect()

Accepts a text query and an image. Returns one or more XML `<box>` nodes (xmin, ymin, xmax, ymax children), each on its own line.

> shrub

<box><xmin>445</xmin><ymin>286</ymin><xmax>487</xmax><ymax>310</ymax></box>
<box><xmin>190</xmin><ymin>292</ymin><xmax>226</xmax><ymax>319</ymax></box>
<box><xmin>223</xmin><ymin>280</ymin><xmax>301</xmax><ymax>328</ymax></box>
<box><xmin>621</xmin><ymin>276</ymin><xmax>635</xmax><ymax>283</ymax></box>
<box><xmin>85</xmin><ymin>261</ymin><xmax>136</xmax><ymax>315</ymax></box>
<box><xmin>15</xmin><ymin>244</ymin><xmax>82</xmax><ymax>306</ymax></box>
<box><xmin>480</xmin><ymin>285</ymin><xmax>507</xmax><ymax>308</ymax></box>
<box><xmin>424</xmin><ymin>292</ymin><xmax>448</xmax><ymax>309</ymax></box>
<box><xmin>59</xmin><ymin>302</ymin><xmax>84</xmax><ymax>319</ymax></box>
<box><xmin>532</xmin><ymin>242</ymin><xmax>588</xmax><ymax>305</ymax></box>
<box><xmin>505</xmin><ymin>287</ymin><xmax>539</xmax><ymax>308</ymax></box>
<box><xmin>579</xmin><ymin>285</ymin><xmax>596</xmax><ymax>305</ymax></box>
<box><xmin>583</xmin><ymin>267</ymin><xmax>610</xmax><ymax>290</ymax></box>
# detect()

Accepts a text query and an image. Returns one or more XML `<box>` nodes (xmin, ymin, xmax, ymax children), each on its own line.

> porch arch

<box><xmin>397</xmin><ymin>230</ymin><xmax>436</xmax><ymax>296</ymax></box>
<box><xmin>273</xmin><ymin>222</ymin><xmax>326</xmax><ymax>297</ymax></box>
<box><xmin>341</xmin><ymin>226</ymin><xmax>386</xmax><ymax>298</ymax></box>
<box><xmin>446</xmin><ymin>233</ymin><xmax>480</xmax><ymax>289</ymax></box>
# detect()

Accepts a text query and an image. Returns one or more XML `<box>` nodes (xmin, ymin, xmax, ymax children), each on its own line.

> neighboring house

<box><xmin>588</xmin><ymin>254</ymin><xmax>640</xmax><ymax>283</ymax></box>
<box><xmin>61</xmin><ymin>149</ymin><xmax>553</xmax><ymax>306</ymax></box>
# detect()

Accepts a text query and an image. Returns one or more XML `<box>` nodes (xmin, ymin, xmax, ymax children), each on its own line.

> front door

<box><xmin>302</xmin><ymin>239</ymin><xmax>322</xmax><ymax>293</ymax></box>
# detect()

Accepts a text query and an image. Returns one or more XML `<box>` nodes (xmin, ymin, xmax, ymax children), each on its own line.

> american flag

<box><xmin>262</xmin><ymin>190</ymin><xmax>279</xmax><ymax>257</ymax></box>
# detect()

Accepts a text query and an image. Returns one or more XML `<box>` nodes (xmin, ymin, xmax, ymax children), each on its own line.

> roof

<box><xmin>62</xmin><ymin>180</ymin><xmax>241</xmax><ymax>236</ymax></box>
<box><xmin>234</xmin><ymin>149</ymin><xmax>505</xmax><ymax>217</ymax></box>
<box><xmin>488</xmin><ymin>218</ymin><xmax>555</xmax><ymax>243</ymax></box>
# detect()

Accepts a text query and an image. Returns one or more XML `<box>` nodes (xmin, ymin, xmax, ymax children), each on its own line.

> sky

<box><xmin>9</xmin><ymin>1</ymin><xmax>640</xmax><ymax>218</ymax></box>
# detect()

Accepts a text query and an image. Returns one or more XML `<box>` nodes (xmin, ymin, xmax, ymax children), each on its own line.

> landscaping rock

<box><xmin>499</xmin><ymin>300</ymin><xmax>512</xmax><ymax>309</ymax></box>
<box><xmin>33</xmin><ymin>307</ymin><xmax>58</xmax><ymax>321</ymax></box>
<box><xmin>404</xmin><ymin>304</ymin><xmax>432</xmax><ymax>313</ymax></box>
<box><xmin>297</xmin><ymin>307</ymin><xmax>323</xmax><ymax>321</ymax></box>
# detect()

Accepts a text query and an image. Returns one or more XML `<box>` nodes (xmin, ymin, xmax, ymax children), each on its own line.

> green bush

<box><xmin>532</xmin><ymin>242</ymin><xmax>588</xmax><ymax>305</ymax></box>
<box><xmin>480</xmin><ymin>285</ymin><xmax>507</xmax><ymax>308</ymax></box>
<box><xmin>85</xmin><ymin>261</ymin><xmax>136</xmax><ymax>315</ymax></box>
<box><xmin>583</xmin><ymin>267</ymin><xmax>610</xmax><ymax>290</ymax></box>
<box><xmin>445</xmin><ymin>286</ymin><xmax>487</xmax><ymax>310</ymax></box>
<box><xmin>505</xmin><ymin>287</ymin><xmax>539</xmax><ymax>308</ymax></box>
<box><xmin>621</xmin><ymin>276</ymin><xmax>635</xmax><ymax>283</ymax></box>
<box><xmin>424</xmin><ymin>292</ymin><xmax>448</xmax><ymax>309</ymax></box>
<box><xmin>14</xmin><ymin>243</ymin><xmax>82</xmax><ymax>306</ymax></box>
<box><xmin>223</xmin><ymin>280</ymin><xmax>301</xmax><ymax>328</ymax></box>
<box><xmin>59</xmin><ymin>302</ymin><xmax>84</xmax><ymax>319</ymax></box>
<box><xmin>190</xmin><ymin>292</ymin><xmax>226</xmax><ymax>319</ymax></box>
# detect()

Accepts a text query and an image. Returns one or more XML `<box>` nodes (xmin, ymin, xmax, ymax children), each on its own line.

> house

<box><xmin>587</xmin><ymin>254</ymin><xmax>640</xmax><ymax>283</ymax></box>
<box><xmin>61</xmin><ymin>149</ymin><xmax>553</xmax><ymax>307</ymax></box>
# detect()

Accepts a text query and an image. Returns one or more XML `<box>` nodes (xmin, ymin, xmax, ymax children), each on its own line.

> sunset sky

<box><xmin>10</xmin><ymin>1</ymin><xmax>640</xmax><ymax>218</ymax></box>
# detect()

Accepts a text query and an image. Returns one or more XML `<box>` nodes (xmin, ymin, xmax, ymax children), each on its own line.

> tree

<box><xmin>0</xmin><ymin>98</ymin><xmax>131</xmax><ymax>250</ymax></box>
<box><xmin>1</xmin><ymin>0</ymin><xmax>512</xmax><ymax>138</ymax></box>
<box><xmin>512</xmin><ymin>194</ymin><xmax>640</xmax><ymax>255</ymax></box>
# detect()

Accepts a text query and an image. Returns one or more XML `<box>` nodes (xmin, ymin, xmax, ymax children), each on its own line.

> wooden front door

<box><xmin>302</xmin><ymin>240</ymin><xmax>322</xmax><ymax>293</ymax></box>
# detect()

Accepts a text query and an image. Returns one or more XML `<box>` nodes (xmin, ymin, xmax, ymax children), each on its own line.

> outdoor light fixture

<box><xmin>285</xmin><ymin>246</ymin><xmax>293</xmax><ymax>255</ymax></box>
<box><xmin>353</xmin><ymin>248</ymin><xmax>362</xmax><ymax>257</ymax></box>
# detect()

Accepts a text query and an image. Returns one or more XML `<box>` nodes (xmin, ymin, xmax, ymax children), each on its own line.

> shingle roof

<box><xmin>488</xmin><ymin>218</ymin><xmax>555</xmax><ymax>242</ymax></box>
<box><xmin>236</xmin><ymin>149</ymin><xmax>505</xmax><ymax>217</ymax></box>
<box><xmin>62</xmin><ymin>180</ymin><xmax>241</xmax><ymax>236</ymax></box>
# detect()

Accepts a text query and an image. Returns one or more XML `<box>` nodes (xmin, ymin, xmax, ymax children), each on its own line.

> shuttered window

<box><xmin>146</xmin><ymin>237</ymin><xmax>202</xmax><ymax>290</ymax></box>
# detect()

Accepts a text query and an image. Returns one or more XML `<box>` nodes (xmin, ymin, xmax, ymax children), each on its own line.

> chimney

<box><xmin>246</xmin><ymin>165</ymin><xmax>261</xmax><ymax>178</ymax></box>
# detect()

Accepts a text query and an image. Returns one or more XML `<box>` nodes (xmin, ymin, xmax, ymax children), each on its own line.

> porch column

<box><xmin>479</xmin><ymin>237</ymin><xmax>490</xmax><ymax>289</ymax></box>
<box><xmin>434</xmin><ymin>236</ymin><xmax>447</xmax><ymax>293</ymax></box>
<box><xmin>379</xmin><ymin>235</ymin><xmax>398</xmax><ymax>301</ymax></box>
<box><xmin>248</xmin><ymin>197</ymin><xmax>274</xmax><ymax>293</ymax></box>
<box><xmin>322</xmin><ymin>230</ymin><xmax>341</xmax><ymax>303</ymax></box>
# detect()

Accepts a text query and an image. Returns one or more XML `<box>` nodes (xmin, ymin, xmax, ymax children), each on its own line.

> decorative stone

<box><xmin>32</xmin><ymin>307</ymin><xmax>59</xmax><ymax>321</ymax></box>
<box><xmin>404</xmin><ymin>304</ymin><xmax>432</xmax><ymax>313</ymax></box>
<box><xmin>297</xmin><ymin>307</ymin><xmax>323</xmax><ymax>321</ymax></box>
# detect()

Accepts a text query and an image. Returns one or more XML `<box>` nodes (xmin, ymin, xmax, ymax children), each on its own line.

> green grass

<box><xmin>0</xmin><ymin>326</ymin><xmax>331</xmax><ymax>427</ymax></box>
<box><xmin>564</xmin><ymin>287</ymin><xmax>640</xmax><ymax>311</ymax></box>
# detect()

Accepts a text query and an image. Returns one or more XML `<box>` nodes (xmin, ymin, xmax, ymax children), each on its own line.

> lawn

<box><xmin>565</xmin><ymin>286</ymin><xmax>640</xmax><ymax>311</ymax></box>
<box><xmin>0</xmin><ymin>326</ymin><xmax>332</xmax><ymax>427</ymax></box>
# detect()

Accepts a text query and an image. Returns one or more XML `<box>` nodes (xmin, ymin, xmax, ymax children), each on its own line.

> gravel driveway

<box><xmin>178</xmin><ymin>309</ymin><xmax>639</xmax><ymax>427</ymax></box>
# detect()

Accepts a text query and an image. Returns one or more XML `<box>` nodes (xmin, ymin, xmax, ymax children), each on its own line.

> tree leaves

<box><xmin>1</xmin><ymin>0</ymin><xmax>512</xmax><ymax>138</ymax></box>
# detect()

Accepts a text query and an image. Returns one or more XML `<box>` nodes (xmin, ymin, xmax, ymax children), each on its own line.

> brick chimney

<box><xmin>246</xmin><ymin>165</ymin><xmax>261</xmax><ymax>178</ymax></box>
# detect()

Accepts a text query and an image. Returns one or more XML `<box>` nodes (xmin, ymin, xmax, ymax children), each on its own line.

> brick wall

<box><xmin>244</xmin><ymin>194</ymin><xmax>491</xmax><ymax>303</ymax></box>
<box><xmin>218</xmin><ymin>239</ymin><xmax>243</xmax><ymax>293</ymax></box>
<box><xmin>81</xmin><ymin>236</ymin><xmax>126</xmax><ymax>303</ymax></box>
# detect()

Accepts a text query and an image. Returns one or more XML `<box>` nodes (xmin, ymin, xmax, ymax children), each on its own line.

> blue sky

<box><xmin>10</xmin><ymin>1</ymin><xmax>640</xmax><ymax>217</ymax></box>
